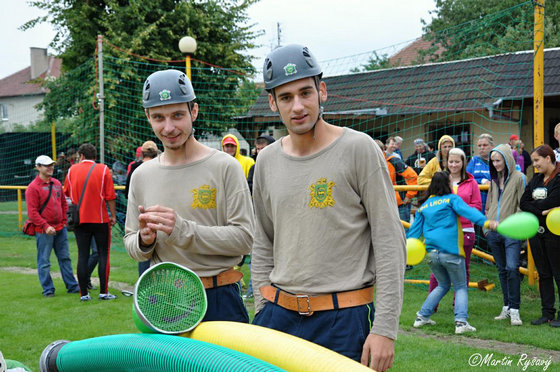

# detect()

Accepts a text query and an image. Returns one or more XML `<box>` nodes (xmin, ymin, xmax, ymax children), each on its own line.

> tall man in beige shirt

<box><xmin>124</xmin><ymin>69</ymin><xmax>254</xmax><ymax>322</ymax></box>
<box><xmin>251</xmin><ymin>44</ymin><xmax>406</xmax><ymax>371</ymax></box>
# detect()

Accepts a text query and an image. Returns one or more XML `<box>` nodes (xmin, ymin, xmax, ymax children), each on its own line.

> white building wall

<box><xmin>0</xmin><ymin>95</ymin><xmax>44</xmax><ymax>130</ymax></box>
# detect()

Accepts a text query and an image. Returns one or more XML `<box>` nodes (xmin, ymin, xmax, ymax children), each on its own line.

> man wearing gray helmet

<box><xmin>251</xmin><ymin>45</ymin><xmax>405</xmax><ymax>371</ymax></box>
<box><xmin>124</xmin><ymin>69</ymin><xmax>254</xmax><ymax>322</ymax></box>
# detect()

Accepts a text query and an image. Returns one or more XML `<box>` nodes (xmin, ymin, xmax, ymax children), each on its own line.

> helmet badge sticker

<box><xmin>283</xmin><ymin>63</ymin><xmax>297</xmax><ymax>76</ymax></box>
<box><xmin>159</xmin><ymin>89</ymin><xmax>172</xmax><ymax>101</ymax></box>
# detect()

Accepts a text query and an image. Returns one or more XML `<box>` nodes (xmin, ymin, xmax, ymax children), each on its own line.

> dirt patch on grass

<box><xmin>401</xmin><ymin>328</ymin><xmax>560</xmax><ymax>363</ymax></box>
<box><xmin>0</xmin><ymin>266</ymin><xmax>134</xmax><ymax>292</ymax></box>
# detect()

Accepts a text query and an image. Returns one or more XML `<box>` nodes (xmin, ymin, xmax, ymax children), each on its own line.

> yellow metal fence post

<box><xmin>186</xmin><ymin>55</ymin><xmax>192</xmax><ymax>82</ymax></box>
<box><xmin>17</xmin><ymin>189</ymin><xmax>23</xmax><ymax>230</ymax></box>
<box><xmin>533</xmin><ymin>0</ymin><xmax>545</xmax><ymax>149</ymax></box>
<box><xmin>51</xmin><ymin>121</ymin><xmax>57</xmax><ymax>161</ymax></box>
<box><xmin>527</xmin><ymin>239</ymin><xmax>538</xmax><ymax>287</ymax></box>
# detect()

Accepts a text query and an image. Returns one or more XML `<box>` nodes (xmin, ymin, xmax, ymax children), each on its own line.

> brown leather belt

<box><xmin>200</xmin><ymin>268</ymin><xmax>243</xmax><ymax>289</ymax></box>
<box><xmin>260</xmin><ymin>285</ymin><xmax>374</xmax><ymax>316</ymax></box>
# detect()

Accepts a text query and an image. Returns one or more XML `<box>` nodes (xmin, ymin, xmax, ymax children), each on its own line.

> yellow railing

<box><xmin>1</xmin><ymin>182</ymin><xmax>538</xmax><ymax>288</ymax></box>
<box><xmin>1</xmin><ymin>185</ymin><xmax>125</xmax><ymax>231</ymax></box>
<box><xmin>0</xmin><ymin>183</ymin><xmax>490</xmax><ymax>232</ymax></box>
<box><xmin>401</xmin><ymin>214</ymin><xmax>538</xmax><ymax>288</ymax></box>
<box><xmin>393</xmin><ymin>184</ymin><xmax>490</xmax><ymax>192</ymax></box>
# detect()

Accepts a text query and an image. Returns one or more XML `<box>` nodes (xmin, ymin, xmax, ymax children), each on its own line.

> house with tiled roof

<box><xmin>241</xmin><ymin>47</ymin><xmax>560</xmax><ymax>157</ymax></box>
<box><xmin>389</xmin><ymin>37</ymin><xmax>445</xmax><ymax>67</ymax></box>
<box><xmin>0</xmin><ymin>48</ymin><xmax>62</xmax><ymax>130</ymax></box>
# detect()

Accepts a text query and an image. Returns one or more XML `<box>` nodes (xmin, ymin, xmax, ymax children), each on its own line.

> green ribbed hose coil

<box><xmin>55</xmin><ymin>334</ymin><xmax>286</xmax><ymax>372</ymax></box>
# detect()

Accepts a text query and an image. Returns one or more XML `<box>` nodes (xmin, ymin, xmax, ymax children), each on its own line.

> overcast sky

<box><xmin>0</xmin><ymin>0</ymin><xmax>436</xmax><ymax>79</ymax></box>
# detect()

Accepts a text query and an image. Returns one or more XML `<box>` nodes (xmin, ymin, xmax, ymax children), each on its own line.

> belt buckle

<box><xmin>296</xmin><ymin>294</ymin><xmax>313</xmax><ymax>316</ymax></box>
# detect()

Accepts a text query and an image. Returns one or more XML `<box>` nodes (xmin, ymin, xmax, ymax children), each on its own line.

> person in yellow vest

<box><xmin>418</xmin><ymin>135</ymin><xmax>455</xmax><ymax>186</ymax></box>
<box><xmin>221</xmin><ymin>134</ymin><xmax>255</xmax><ymax>178</ymax></box>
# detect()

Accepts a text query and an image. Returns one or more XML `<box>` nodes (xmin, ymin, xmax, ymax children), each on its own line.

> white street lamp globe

<box><xmin>179</xmin><ymin>36</ymin><xmax>197</xmax><ymax>54</ymax></box>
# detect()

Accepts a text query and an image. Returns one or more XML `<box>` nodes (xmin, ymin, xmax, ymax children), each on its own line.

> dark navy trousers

<box><xmin>203</xmin><ymin>282</ymin><xmax>249</xmax><ymax>323</ymax></box>
<box><xmin>253</xmin><ymin>300</ymin><xmax>374</xmax><ymax>361</ymax></box>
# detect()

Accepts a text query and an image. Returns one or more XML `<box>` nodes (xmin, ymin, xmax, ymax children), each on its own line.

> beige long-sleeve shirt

<box><xmin>251</xmin><ymin>128</ymin><xmax>406</xmax><ymax>340</ymax></box>
<box><xmin>124</xmin><ymin>150</ymin><xmax>254</xmax><ymax>277</ymax></box>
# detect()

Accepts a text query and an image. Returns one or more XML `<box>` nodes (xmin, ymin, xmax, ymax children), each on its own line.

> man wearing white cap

<box><xmin>25</xmin><ymin>155</ymin><xmax>79</xmax><ymax>297</ymax></box>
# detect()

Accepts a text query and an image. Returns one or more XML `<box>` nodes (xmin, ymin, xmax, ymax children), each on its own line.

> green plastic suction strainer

<box><xmin>134</xmin><ymin>262</ymin><xmax>207</xmax><ymax>334</ymax></box>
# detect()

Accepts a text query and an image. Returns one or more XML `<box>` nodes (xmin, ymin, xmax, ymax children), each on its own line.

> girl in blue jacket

<box><xmin>407</xmin><ymin>171</ymin><xmax>497</xmax><ymax>334</ymax></box>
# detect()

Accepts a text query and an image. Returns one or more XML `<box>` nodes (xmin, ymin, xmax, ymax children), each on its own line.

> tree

<box><xmin>22</xmin><ymin>0</ymin><xmax>261</xmax><ymax>70</ymax></box>
<box><xmin>23</xmin><ymin>0</ymin><xmax>263</xmax><ymax>159</ymax></box>
<box><xmin>351</xmin><ymin>51</ymin><xmax>394</xmax><ymax>73</ymax></box>
<box><xmin>421</xmin><ymin>0</ymin><xmax>560</xmax><ymax>62</ymax></box>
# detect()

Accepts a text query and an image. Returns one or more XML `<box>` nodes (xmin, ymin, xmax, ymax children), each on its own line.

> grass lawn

<box><xmin>1</xmin><ymin>208</ymin><xmax>559</xmax><ymax>371</ymax></box>
<box><xmin>0</xmin><ymin>200</ymin><xmax>26</xmax><ymax>212</ymax></box>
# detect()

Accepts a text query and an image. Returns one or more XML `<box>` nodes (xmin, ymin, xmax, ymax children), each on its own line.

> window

<box><xmin>0</xmin><ymin>104</ymin><xmax>7</xmax><ymax>121</ymax></box>
<box><xmin>429</xmin><ymin>122</ymin><xmax>472</xmax><ymax>158</ymax></box>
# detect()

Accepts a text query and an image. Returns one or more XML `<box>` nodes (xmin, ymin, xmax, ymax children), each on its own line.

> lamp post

<box><xmin>178</xmin><ymin>36</ymin><xmax>197</xmax><ymax>81</ymax></box>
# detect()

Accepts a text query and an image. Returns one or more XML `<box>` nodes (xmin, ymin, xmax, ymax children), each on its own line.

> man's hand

<box><xmin>138</xmin><ymin>205</ymin><xmax>176</xmax><ymax>246</ymax></box>
<box><xmin>361</xmin><ymin>334</ymin><xmax>394</xmax><ymax>371</ymax></box>
<box><xmin>403</xmin><ymin>196</ymin><xmax>412</xmax><ymax>205</ymax></box>
<box><xmin>45</xmin><ymin>226</ymin><xmax>56</xmax><ymax>235</ymax></box>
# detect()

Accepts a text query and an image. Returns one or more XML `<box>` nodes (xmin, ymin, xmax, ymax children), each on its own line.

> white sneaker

<box><xmin>455</xmin><ymin>321</ymin><xmax>476</xmax><ymax>334</ymax></box>
<box><xmin>413</xmin><ymin>315</ymin><xmax>436</xmax><ymax>328</ymax></box>
<box><xmin>510</xmin><ymin>309</ymin><xmax>523</xmax><ymax>326</ymax></box>
<box><xmin>99</xmin><ymin>293</ymin><xmax>117</xmax><ymax>300</ymax></box>
<box><xmin>494</xmin><ymin>306</ymin><xmax>509</xmax><ymax>320</ymax></box>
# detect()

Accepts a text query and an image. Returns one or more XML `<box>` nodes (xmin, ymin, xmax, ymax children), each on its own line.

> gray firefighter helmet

<box><xmin>142</xmin><ymin>69</ymin><xmax>196</xmax><ymax>109</ymax></box>
<box><xmin>263</xmin><ymin>44</ymin><xmax>322</xmax><ymax>91</ymax></box>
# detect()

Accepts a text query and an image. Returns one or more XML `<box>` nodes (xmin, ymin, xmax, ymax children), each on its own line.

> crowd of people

<box><xmin>23</xmin><ymin>44</ymin><xmax>560</xmax><ymax>371</ymax></box>
<box><xmin>403</xmin><ymin>128</ymin><xmax>560</xmax><ymax>334</ymax></box>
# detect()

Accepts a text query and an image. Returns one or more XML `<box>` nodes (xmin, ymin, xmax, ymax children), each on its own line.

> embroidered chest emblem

<box><xmin>308</xmin><ymin>177</ymin><xmax>336</xmax><ymax>209</ymax></box>
<box><xmin>191</xmin><ymin>185</ymin><xmax>216</xmax><ymax>209</ymax></box>
<box><xmin>283</xmin><ymin>63</ymin><xmax>297</xmax><ymax>76</ymax></box>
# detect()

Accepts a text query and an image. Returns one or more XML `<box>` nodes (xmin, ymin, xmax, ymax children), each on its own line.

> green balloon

<box><xmin>497</xmin><ymin>212</ymin><xmax>539</xmax><ymax>240</ymax></box>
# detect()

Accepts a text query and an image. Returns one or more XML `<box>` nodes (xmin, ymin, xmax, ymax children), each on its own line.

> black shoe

<box><xmin>550</xmin><ymin>318</ymin><xmax>560</xmax><ymax>328</ymax></box>
<box><xmin>531</xmin><ymin>316</ymin><xmax>552</xmax><ymax>325</ymax></box>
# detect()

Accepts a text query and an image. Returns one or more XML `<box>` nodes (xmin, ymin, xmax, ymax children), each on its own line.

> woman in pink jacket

<box><xmin>429</xmin><ymin>148</ymin><xmax>482</xmax><ymax>303</ymax></box>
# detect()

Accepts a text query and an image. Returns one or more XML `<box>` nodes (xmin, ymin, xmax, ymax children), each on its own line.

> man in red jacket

<box><xmin>26</xmin><ymin>155</ymin><xmax>80</xmax><ymax>297</ymax></box>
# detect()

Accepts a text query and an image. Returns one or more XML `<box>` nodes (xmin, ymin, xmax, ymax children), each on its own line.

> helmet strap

<box><xmin>187</xmin><ymin>102</ymin><xmax>195</xmax><ymax>140</ymax></box>
<box><xmin>311</xmin><ymin>77</ymin><xmax>323</xmax><ymax>140</ymax></box>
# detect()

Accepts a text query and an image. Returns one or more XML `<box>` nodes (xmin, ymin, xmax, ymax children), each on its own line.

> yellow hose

<box><xmin>182</xmin><ymin>321</ymin><xmax>373</xmax><ymax>372</ymax></box>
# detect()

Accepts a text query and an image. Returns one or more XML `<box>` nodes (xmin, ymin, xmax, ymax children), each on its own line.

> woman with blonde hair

<box><xmin>418</xmin><ymin>135</ymin><xmax>455</xmax><ymax>186</ymax></box>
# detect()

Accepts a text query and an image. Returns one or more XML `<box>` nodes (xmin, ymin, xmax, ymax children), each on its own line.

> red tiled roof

<box><xmin>389</xmin><ymin>37</ymin><xmax>445</xmax><ymax>67</ymax></box>
<box><xmin>248</xmin><ymin>48</ymin><xmax>560</xmax><ymax>117</ymax></box>
<box><xmin>0</xmin><ymin>57</ymin><xmax>62</xmax><ymax>98</ymax></box>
